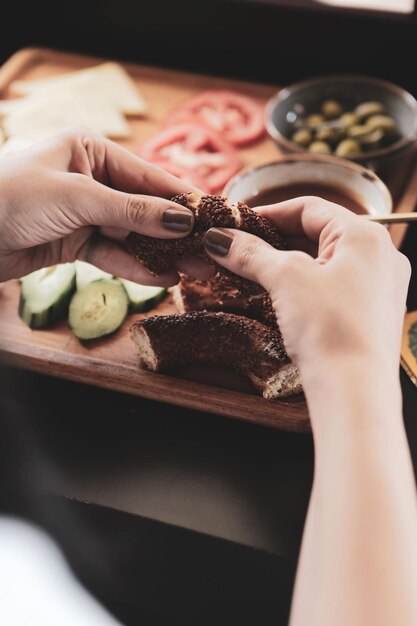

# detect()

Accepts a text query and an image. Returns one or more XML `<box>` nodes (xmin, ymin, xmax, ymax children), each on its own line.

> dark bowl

<box><xmin>265</xmin><ymin>75</ymin><xmax>417</xmax><ymax>170</ymax></box>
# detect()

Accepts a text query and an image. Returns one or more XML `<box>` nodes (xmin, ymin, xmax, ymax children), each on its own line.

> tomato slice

<box><xmin>150</xmin><ymin>159</ymin><xmax>210</xmax><ymax>192</ymax></box>
<box><xmin>138</xmin><ymin>123</ymin><xmax>243</xmax><ymax>193</ymax></box>
<box><xmin>164</xmin><ymin>90</ymin><xmax>266</xmax><ymax>147</ymax></box>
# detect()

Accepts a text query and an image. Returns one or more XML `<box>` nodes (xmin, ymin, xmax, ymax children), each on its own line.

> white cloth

<box><xmin>0</xmin><ymin>516</ymin><xmax>122</xmax><ymax>626</ymax></box>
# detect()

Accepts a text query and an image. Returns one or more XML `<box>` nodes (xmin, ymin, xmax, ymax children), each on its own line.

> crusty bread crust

<box><xmin>128</xmin><ymin>192</ymin><xmax>303</xmax><ymax>401</ymax></box>
<box><xmin>126</xmin><ymin>192</ymin><xmax>286</xmax><ymax>275</ymax></box>
<box><xmin>131</xmin><ymin>312</ymin><xmax>302</xmax><ymax>399</ymax></box>
<box><xmin>170</xmin><ymin>272</ymin><xmax>278</xmax><ymax>329</ymax></box>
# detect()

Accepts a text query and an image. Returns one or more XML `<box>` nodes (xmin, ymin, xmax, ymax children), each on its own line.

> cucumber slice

<box><xmin>69</xmin><ymin>279</ymin><xmax>128</xmax><ymax>340</ymax></box>
<box><xmin>75</xmin><ymin>261</ymin><xmax>113</xmax><ymax>289</ymax></box>
<box><xmin>19</xmin><ymin>264</ymin><xmax>76</xmax><ymax>329</ymax></box>
<box><xmin>120</xmin><ymin>279</ymin><xmax>167</xmax><ymax>313</ymax></box>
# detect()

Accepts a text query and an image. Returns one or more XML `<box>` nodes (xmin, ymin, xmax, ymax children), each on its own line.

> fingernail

<box><xmin>204</xmin><ymin>228</ymin><xmax>233</xmax><ymax>256</ymax></box>
<box><xmin>162</xmin><ymin>208</ymin><xmax>193</xmax><ymax>232</ymax></box>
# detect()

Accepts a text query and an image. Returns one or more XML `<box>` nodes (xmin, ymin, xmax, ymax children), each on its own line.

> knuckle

<box><xmin>288</xmin><ymin>250</ymin><xmax>307</xmax><ymax>267</ymax></box>
<box><xmin>279</xmin><ymin>250</ymin><xmax>305</xmax><ymax>274</ymax></box>
<box><xmin>124</xmin><ymin>195</ymin><xmax>151</xmax><ymax>224</ymax></box>
<box><xmin>237</xmin><ymin>240</ymin><xmax>263</xmax><ymax>275</ymax></box>
<box><xmin>138</xmin><ymin>166</ymin><xmax>154</xmax><ymax>189</ymax></box>
<box><xmin>67</xmin><ymin>172</ymin><xmax>91</xmax><ymax>189</ymax></box>
<box><xmin>299</xmin><ymin>195</ymin><xmax>322</xmax><ymax>207</ymax></box>
<box><xmin>67</xmin><ymin>125</ymin><xmax>96</xmax><ymax>142</ymax></box>
<box><xmin>300</xmin><ymin>195</ymin><xmax>339</xmax><ymax>212</ymax></box>
<box><xmin>54</xmin><ymin>126</ymin><xmax>95</xmax><ymax>148</ymax></box>
<box><xmin>351</xmin><ymin>221</ymin><xmax>389</xmax><ymax>249</ymax></box>
<box><xmin>366</xmin><ymin>221</ymin><xmax>389</xmax><ymax>242</ymax></box>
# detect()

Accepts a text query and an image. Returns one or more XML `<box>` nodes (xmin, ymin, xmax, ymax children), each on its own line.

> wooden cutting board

<box><xmin>0</xmin><ymin>48</ymin><xmax>311</xmax><ymax>433</ymax></box>
<box><xmin>0</xmin><ymin>280</ymin><xmax>309</xmax><ymax>431</ymax></box>
<box><xmin>0</xmin><ymin>48</ymin><xmax>416</xmax><ymax>433</ymax></box>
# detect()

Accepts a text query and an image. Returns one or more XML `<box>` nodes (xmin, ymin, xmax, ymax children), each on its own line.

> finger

<box><xmin>203</xmin><ymin>227</ymin><xmax>314</xmax><ymax>292</ymax></box>
<box><xmin>176</xmin><ymin>256</ymin><xmax>216</xmax><ymax>281</ymax></box>
<box><xmin>100</xmin><ymin>138</ymin><xmax>201</xmax><ymax>196</ymax></box>
<box><xmin>79</xmin><ymin>234</ymin><xmax>179</xmax><ymax>287</ymax></box>
<box><xmin>255</xmin><ymin>196</ymin><xmax>359</xmax><ymax>242</ymax></box>
<box><xmin>46</xmin><ymin>128</ymin><xmax>201</xmax><ymax>196</ymax></box>
<box><xmin>71</xmin><ymin>129</ymin><xmax>201</xmax><ymax>196</ymax></box>
<box><xmin>97</xmin><ymin>230</ymin><xmax>215</xmax><ymax>281</ymax></box>
<box><xmin>70</xmin><ymin>176</ymin><xmax>194</xmax><ymax>239</ymax></box>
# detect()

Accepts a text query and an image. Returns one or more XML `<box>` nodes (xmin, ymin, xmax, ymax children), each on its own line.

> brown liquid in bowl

<box><xmin>245</xmin><ymin>182</ymin><xmax>368</xmax><ymax>215</ymax></box>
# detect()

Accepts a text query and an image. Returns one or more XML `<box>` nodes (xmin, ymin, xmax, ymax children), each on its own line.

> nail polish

<box><xmin>204</xmin><ymin>228</ymin><xmax>233</xmax><ymax>256</ymax></box>
<box><xmin>162</xmin><ymin>208</ymin><xmax>193</xmax><ymax>232</ymax></box>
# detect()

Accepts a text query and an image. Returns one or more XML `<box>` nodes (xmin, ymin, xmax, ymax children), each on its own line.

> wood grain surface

<box><xmin>0</xmin><ymin>281</ymin><xmax>310</xmax><ymax>432</ymax></box>
<box><xmin>0</xmin><ymin>48</ymin><xmax>416</xmax><ymax>432</ymax></box>
<box><xmin>0</xmin><ymin>48</ymin><xmax>311</xmax><ymax>432</ymax></box>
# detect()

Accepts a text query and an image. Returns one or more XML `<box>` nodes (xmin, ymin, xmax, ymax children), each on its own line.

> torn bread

<box><xmin>126</xmin><ymin>191</ymin><xmax>286</xmax><ymax>275</ymax></box>
<box><xmin>170</xmin><ymin>272</ymin><xmax>278</xmax><ymax>328</ymax></box>
<box><xmin>131</xmin><ymin>312</ymin><xmax>302</xmax><ymax>400</ymax></box>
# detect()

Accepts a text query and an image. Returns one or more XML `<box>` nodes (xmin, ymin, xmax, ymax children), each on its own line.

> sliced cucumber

<box><xmin>120</xmin><ymin>279</ymin><xmax>167</xmax><ymax>313</ymax></box>
<box><xmin>69</xmin><ymin>279</ymin><xmax>128</xmax><ymax>340</ymax></box>
<box><xmin>75</xmin><ymin>261</ymin><xmax>113</xmax><ymax>289</ymax></box>
<box><xmin>19</xmin><ymin>264</ymin><xmax>76</xmax><ymax>329</ymax></box>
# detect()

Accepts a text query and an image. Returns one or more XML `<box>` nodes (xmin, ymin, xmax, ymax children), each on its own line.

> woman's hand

<box><xmin>203</xmin><ymin>198</ymin><xmax>417</xmax><ymax>626</ymax></box>
<box><xmin>203</xmin><ymin>196</ymin><xmax>410</xmax><ymax>380</ymax></box>
<box><xmin>0</xmin><ymin>127</ymin><xmax>210</xmax><ymax>285</ymax></box>
<box><xmin>202</xmin><ymin>197</ymin><xmax>415</xmax><ymax>626</ymax></box>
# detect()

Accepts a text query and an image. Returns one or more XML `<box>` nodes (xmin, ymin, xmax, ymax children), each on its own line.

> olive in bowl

<box><xmin>265</xmin><ymin>75</ymin><xmax>417</xmax><ymax>171</ymax></box>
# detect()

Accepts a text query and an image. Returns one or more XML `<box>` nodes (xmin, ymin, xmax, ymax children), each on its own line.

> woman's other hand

<box><xmin>0</xmin><ymin>127</ymin><xmax>211</xmax><ymax>285</ymax></box>
<box><xmin>204</xmin><ymin>196</ymin><xmax>410</xmax><ymax>380</ymax></box>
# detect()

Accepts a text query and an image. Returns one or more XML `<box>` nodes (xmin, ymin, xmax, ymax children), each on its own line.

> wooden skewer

<box><xmin>364</xmin><ymin>212</ymin><xmax>417</xmax><ymax>224</ymax></box>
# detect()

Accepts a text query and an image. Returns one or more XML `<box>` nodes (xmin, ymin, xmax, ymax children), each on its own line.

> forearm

<box><xmin>290</xmin><ymin>356</ymin><xmax>417</xmax><ymax>626</ymax></box>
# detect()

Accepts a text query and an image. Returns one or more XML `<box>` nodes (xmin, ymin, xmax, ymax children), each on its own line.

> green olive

<box><xmin>359</xmin><ymin>128</ymin><xmax>385</xmax><ymax>149</ymax></box>
<box><xmin>306</xmin><ymin>114</ymin><xmax>326</xmax><ymax>129</ymax></box>
<box><xmin>315</xmin><ymin>125</ymin><xmax>342</xmax><ymax>143</ymax></box>
<box><xmin>339</xmin><ymin>112</ymin><xmax>359</xmax><ymax>128</ymax></box>
<box><xmin>321</xmin><ymin>99</ymin><xmax>343</xmax><ymax>119</ymax></box>
<box><xmin>355</xmin><ymin>101</ymin><xmax>385</xmax><ymax>120</ymax></box>
<box><xmin>309</xmin><ymin>140</ymin><xmax>332</xmax><ymax>155</ymax></box>
<box><xmin>347</xmin><ymin>124</ymin><xmax>373</xmax><ymax>139</ymax></box>
<box><xmin>292</xmin><ymin>128</ymin><xmax>313</xmax><ymax>147</ymax></box>
<box><xmin>335</xmin><ymin>138</ymin><xmax>361</xmax><ymax>157</ymax></box>
<box><xmin>366</xmin><ymin>114</ymin><xmax>398</xmax><ymax>134</ymax></box>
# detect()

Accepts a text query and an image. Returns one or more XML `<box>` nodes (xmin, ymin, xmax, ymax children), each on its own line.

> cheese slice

<box><xmin>3</xmin><ymin>91</ymin><xmax>130</xmax><ymax>140</ymax></box>
<box><xmin>10</xmin><ymin>62</ymin><xmax>147</xmax><ymax>116</ymax></box>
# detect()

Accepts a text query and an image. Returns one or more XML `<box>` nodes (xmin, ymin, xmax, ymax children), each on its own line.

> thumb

<box><xmin>203</xmin><ymin>227</ymin><xmax>314</xmax><ymax>293</ymax></box>
<box><xmin>71</xmin><ymin>176</ymin><xmax>194</xmax><ymax>239</ymax></box>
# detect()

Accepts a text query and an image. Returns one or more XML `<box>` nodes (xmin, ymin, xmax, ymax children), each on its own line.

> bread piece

<box><xmin>170</xmin><ymin>272</ymin><xmax>277</xmax><ymax>328</ymax></box>
<box><xmin>131</xmin><ymin>312</ymin><xmax>302</xmax><ymax>400</ymax></box>
<box><xmin>126</xmin><ymin>191</ymin><xmax>286</xmax><ymax>275</ymax></box>
<box><xmin>10</xmin><ymin>62</ymin><xmax>147</xmax><ymax>116</ymax></box>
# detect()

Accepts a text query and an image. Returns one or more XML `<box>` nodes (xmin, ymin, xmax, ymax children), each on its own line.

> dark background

<box><xmin>1</xmin><ymin>2</ymin><xmax>417</xmax><ymax>625</ymax></box>
<box><xmin>2</xmin><ymin>0</ymin><xmax>417</xmax><ymax>90</ymax></box>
